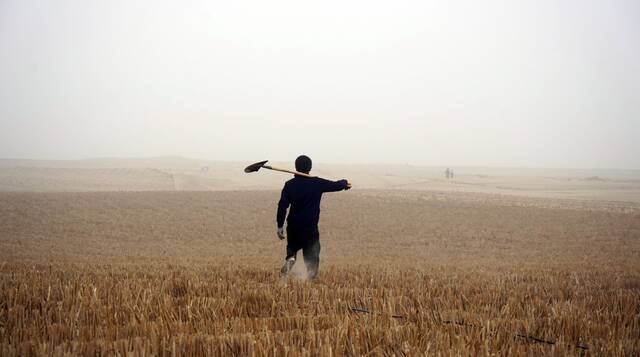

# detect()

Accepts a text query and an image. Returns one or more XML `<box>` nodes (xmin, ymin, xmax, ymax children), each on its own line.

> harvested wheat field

<box><xmin>1</xmin><ymin>190</ymin><xmax>639</xmax><ymax>355</ymax></box>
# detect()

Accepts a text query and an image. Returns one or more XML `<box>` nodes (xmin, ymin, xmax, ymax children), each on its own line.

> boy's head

<box><xmin>295</xmin><ymin>155</ymin><xmax>312</xmax><ymax>174</ymax></box>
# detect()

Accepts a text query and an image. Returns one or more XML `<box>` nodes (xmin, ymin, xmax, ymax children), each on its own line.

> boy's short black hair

<box><xmin>295</xmin><ymin>155</ymin><xmax>312</xmax><ymax>173</ymax></box>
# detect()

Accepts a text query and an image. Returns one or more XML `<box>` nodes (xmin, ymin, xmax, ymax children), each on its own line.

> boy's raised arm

<box><xmin>320</xmin><ymin>178</ymin><xmax>351</xmax><ymax>193</ymax></box>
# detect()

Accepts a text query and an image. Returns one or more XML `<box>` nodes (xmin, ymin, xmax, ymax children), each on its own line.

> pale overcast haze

<box><xmin>0</xmin><ymin>0</ymin><xmax>638</xmax><ymax>169</ymax></box>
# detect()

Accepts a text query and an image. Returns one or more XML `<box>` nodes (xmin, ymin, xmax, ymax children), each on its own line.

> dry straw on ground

<box><xmin>1</xmin><ymin>190</ymin><xmax>639</xmax><ymax>355</ymax></box>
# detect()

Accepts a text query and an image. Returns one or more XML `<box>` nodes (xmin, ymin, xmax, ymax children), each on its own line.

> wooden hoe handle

<box><xmin>263</xmin><ymin>165</ymin><xmax>315</xmax><ymax>178</ymax></box>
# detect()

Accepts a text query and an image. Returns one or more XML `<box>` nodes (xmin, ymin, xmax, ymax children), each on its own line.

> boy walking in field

<box><xmin>277</xmin><ymin>155</ymin><xmax>351</xmax><ymax>279</ymax></box>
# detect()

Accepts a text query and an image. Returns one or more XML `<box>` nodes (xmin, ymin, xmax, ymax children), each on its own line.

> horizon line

<box><xmin>0</xmin><ymin>156</ymin><xmax>638</xmax><ymax>172</ymax></box>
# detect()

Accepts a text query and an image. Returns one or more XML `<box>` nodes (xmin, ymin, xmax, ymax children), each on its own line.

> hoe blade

<box><xmin>244</xmin><ymin>160</ymin><xmax>268</xmax><ymax>173</ymax></box>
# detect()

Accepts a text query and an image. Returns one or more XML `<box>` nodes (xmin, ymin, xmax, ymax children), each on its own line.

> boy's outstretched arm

<box><xmin>320</xmin><ymin>178</ymin><xmax>351</xmax><ymax>193</ymax></box>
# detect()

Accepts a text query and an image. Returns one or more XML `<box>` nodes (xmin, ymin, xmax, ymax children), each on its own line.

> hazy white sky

<box><xmin>0</xmin><ymin>0</ymin><xmax>638</xmax><ymax>168</ymax></box>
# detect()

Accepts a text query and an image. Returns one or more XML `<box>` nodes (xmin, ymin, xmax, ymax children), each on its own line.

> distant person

<box><xmin>445</xmin><ymin>168</ymin><xmax>451</xmax><ymax>179</ymax></box>
<box><xmin>276</xmin><ymin>155</ymin><xmax>351</xmax><ymax>279</ymax></box>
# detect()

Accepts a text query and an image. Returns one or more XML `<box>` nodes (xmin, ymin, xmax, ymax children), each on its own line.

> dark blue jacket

<box><xmin>277</xmin><ymin>176</ymin><xmax>349</xmax><ymax>229</ymax></box>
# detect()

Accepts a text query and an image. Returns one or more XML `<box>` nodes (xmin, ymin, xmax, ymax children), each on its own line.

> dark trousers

<box><xmin>286</xmin><ymin>225</ymin><xmax>321</xmax><ymax>279</ymax></box>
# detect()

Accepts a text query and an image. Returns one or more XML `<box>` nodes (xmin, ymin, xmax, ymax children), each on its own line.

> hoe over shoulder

<box><xmin>244</xmin><ymin>160</ymin><xmax>315</xmax><ymax>178</ymax></box>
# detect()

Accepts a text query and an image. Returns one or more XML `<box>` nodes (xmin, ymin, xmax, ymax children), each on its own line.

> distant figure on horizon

<box><xmin>276</xmin><ymin>155</ymin><xmax>351</xmax><ymax>280</ymax></box>
<box><xmin>445</xmin><ymin>168</ymin><xmax>451</xmax><ymax>179</ymax></box>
